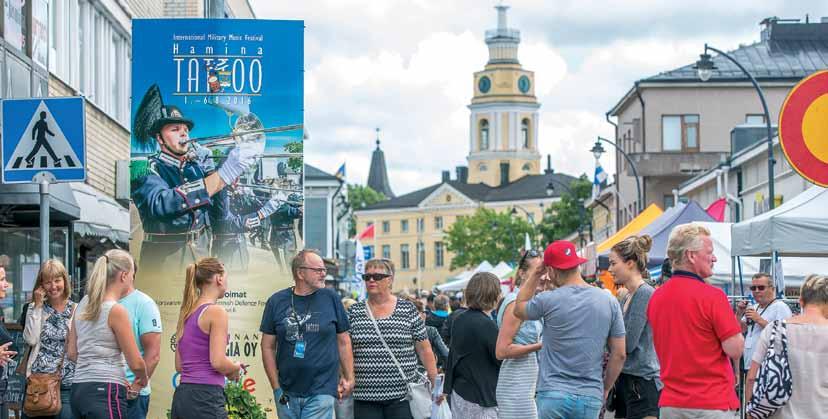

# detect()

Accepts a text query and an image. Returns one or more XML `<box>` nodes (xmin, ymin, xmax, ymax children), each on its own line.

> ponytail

<box><xmin>80</xmin><ymin>249</ymin><xmax>133</xmax><ymax>321</ymax></box>
<box><xmin>611</xmin><ymin>235</ymin><xmax>653</xmax><ymax>277</ymax></box>
<box><xmin>176</xmin><ymin>257</ymin><xmax>224</xmax><ymax>340</ymax></box>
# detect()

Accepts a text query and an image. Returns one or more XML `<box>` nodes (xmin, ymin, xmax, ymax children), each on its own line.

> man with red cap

<box><xmin>515</xmin><ymin>240</ymin><xmax>626</xmax><ymax>419</ymax></box>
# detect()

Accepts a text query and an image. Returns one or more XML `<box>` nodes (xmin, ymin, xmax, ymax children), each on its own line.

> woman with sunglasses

<box><xmin>348</xmin><ymin>258</ymin><xmax>438</xmax><ymax>419</ymax></box>
<box><xmin>495</xmin><ymin>250</ymin><xmax>544</xmax><ymax>419</ymax></box>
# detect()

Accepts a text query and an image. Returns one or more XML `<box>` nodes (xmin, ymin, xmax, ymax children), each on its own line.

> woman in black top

<box><xmin>443</xmin><ymin>272</ymin><xmax>502</xmax><ymax>419</ymax></box>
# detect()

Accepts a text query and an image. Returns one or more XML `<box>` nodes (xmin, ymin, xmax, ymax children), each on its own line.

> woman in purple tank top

<box><xmin>170</xmin><ymin>258</ymin><xmax>243</xmax><ymax>419</ymax></box>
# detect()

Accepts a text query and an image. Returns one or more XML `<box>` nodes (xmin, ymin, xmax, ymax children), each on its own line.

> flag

<box><xmin>354</xmin><ymin>238</ymin><xmax>366</xmax><ymax>275</ymax></box>
<box><xmin>705</xmin><ymin>197</ymin><xmax>727</xmax><ymax>221</ymax></box>
<box><xmin>335</xmin><ymin>163</ymin><xmax>346</xmax><ymax>181</ymax></box>
<box><xmin>357</xmin><ymin>224</ymin><xmax>375</xmax><ymax>240</ymax></box>
<box><xmin>593</xmin><ymin>162</ymin><xmax>608</xmax><ymax>199</ymax></box>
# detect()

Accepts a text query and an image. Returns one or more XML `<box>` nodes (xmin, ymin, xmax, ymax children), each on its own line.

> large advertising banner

<box><xmin>130</xmin><ymin>19</ymin><xmax>303</xmax><ymax>418</ymax></box>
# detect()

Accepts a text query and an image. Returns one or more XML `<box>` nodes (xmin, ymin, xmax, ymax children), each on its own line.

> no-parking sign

<box><xmin>779</xmin><ymin>70</ymin><xmax>828</xmax><ymax>187</ymax></box>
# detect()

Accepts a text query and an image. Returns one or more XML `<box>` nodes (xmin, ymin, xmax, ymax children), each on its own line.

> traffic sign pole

<box><xmin>39</xmin><ymin>179</ymin><xmax>49</xmax><ymax>264</ymax></box>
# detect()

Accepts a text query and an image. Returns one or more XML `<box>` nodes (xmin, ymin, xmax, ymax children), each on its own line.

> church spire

<box><xmin>485</xmin><ymin>3</ymin><xmax>520</xmax><ymax>64</ymax></box>
<box><xmin>367</xmin><ymin>128</ymin><xmax>395</xmax><ymax>198</ymax></box>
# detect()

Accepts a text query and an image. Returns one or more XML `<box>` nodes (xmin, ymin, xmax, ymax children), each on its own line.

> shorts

<box><xmin>614</xmin><ymin>373</ymin><xmax>660</xmax><ymax>419</ymax></box>
<box><xmin>70</xmin><ymin>382</ymin><xmax>127</xmax><ymax>419</ymax></box>
<box><xmin>171</xmin><ymin>383</ymin><xmax>227</xmax><ymax>419</ymax></box>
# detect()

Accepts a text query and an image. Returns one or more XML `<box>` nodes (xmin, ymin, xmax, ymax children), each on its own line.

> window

<box><xmin>401</xmin><ymin>220</ymin><xmax>409</xmax><ymax>233</ymax></box>
<box><xmin>479</xmin><ymin>163</ymin><xmax>488</xmax><ymax>172</ymax></box>
<box><xmin>382</xmin><ymin>245</ymin><xmax>391</xmax><ymax>259</ymax></box>
<box><xmin>435</xmin><ymin>242</ymin><xmax>444</xmax><ymax>267</ymax></box>
<box><xmin>77</xmin><ymin>0</ymin><xmax>131</xmax><ymax>125</ymax></box>
<box><xmin>521</xmin><ymin>118</ymin><xmax>530</xmax><ymax>148</ymax></box>
<box><xmin>417</xmin><ymin>242</ymin><xmax>426</xmax><ymax>268</ymax></box>
<box><xmin>400</xmin><ymin>244</ymin><xmax>410</xmax><ymax>269</ymax></box>
<box><xmin>382</xmin><ymin>221</ymin><xmax>390</xmax><ymax>233</ymax></box>
<box><xmin>662</xmin><ymin>115</ymin><xmax>699</xmax><ymax>151</ymax></box>
<box><xmin>366</xmin><ymin>221</ymin><xmax>374</xmax><ymax>227</ymax></box>
<box><xmin>434</xmin><ymin>216</ymin><xmax>443</xmax><ymax>230</ymax></box>
<box><xmin>746</xmin><ymin>114</ymin><xmax>765</xmax><ymax>125</ymax></box>
<box><xmin>663</xmin><ymin>194</ymin><xmax>675</xmax><ymax>209</ymax></box>
<box><xmin>522</xmin><ymin>163</ymin><xmax>531</xmax><ymax>171</ymax></box>
<box><xmin>416</xmin><ymin>218</ymin><xmax>425</xmax><ymax>233</ymax></box>
<box><xmin>479</xmin><ymin>119</ymin><xmax>490</xmax><ymax>150</ymax></box>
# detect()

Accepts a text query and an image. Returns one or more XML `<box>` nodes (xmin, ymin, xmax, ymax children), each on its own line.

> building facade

<box><xmin>0</xmin><ymin>0</ymin><xmax>254</xmax><ymax>321</ymax></box>
<box><xmin>354</xmin><ymin>5</ymin><xmax>573</xmax><ymax>289</ymax></box>
<box><xmin>304</xmin><ymin>164</ymin><xmax>348</xmax><ymax>260</ymax></box>
<box><xmin>607</xmin><ymin>17</ymin><xmax>828</xmax><ymax>227</ymax></box>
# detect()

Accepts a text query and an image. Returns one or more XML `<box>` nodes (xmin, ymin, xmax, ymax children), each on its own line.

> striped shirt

<box><xmin>349</xmin><ymin>299</ymin><xmax>427</xmax><ymax>402</ymax></box>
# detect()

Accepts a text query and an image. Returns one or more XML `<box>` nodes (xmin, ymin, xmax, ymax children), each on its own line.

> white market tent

<box><xmin>730</xmin><ymin>186</ymin><xmax>828</xmax><ymax>292</ymax></box>
<box><xmin>436</xmin><ymin>260</ymin><xmax>505</xmax><ymax>292</ymax></box>
<box><xmin>697</xmin><ymin>222</ymin><xmax>824</xmax><ymax>290</ymax></box>
<box><xmin>490</xmin><ymin>262</ymin><xmax>514</xmax><ymax>279</ymax></box>
<box><xmin>732</xmin><ymin>185</ymin><xmax>828</xmax><ymax>257</ymax></box>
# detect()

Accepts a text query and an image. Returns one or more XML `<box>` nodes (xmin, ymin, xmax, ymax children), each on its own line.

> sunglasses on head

<box><xmin>519</xmin><ymin>249</ymin><xmax>541</xmax><ymax>267</ymax></box>
<box><xmin>749</xmin><ymin>285</ymin><xmax>768</xmax><ymax>291</ymax></box>
<box><xmin>362</xmin><ymin>273</ymin><xmax>391</xmax><ymax>282</ymax></box>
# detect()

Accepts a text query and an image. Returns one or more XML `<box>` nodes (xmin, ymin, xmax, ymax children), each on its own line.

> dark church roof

<box><xmin>360</xmin><ymin>172</ymin><xmax>578</xmax><ymax>211</ymax></box>
<box><xmin>367</xmin><ymin>136</ymin><xmax>395</xmax><ymax>198</ymax></box>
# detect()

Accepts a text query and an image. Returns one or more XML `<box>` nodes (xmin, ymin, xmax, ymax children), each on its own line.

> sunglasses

<box><xmin>749</xmin><ymin>285</ymin><xmax>768</xmax><ymax>291</ymax></box>
<box><xmin>362</xmin><ymin>273</ymin><xmax>391</xmax><ymax>282</ymax></box>
<box><xmin>519</xmin><ymin>249</ymin><xmax>541</xmax><ymax>267</ymax></box>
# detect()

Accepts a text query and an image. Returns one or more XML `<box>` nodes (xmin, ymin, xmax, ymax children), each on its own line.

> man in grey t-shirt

<box><xmin>515</xmin><ymin>240</ymin><xmax>626</xmax><ymax>419</ymax></box>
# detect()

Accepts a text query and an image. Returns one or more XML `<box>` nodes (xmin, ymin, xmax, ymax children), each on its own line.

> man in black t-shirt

<box><xmin>260</xmin><ymin>249</ymin><xmax>353</xmax><ymax>418</ymax></box>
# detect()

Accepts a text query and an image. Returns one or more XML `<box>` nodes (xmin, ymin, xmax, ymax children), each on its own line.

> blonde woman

<box><xmin>22</xmin><ymin>260</ymin><xmax>77</xmax><ymax>419</ymax></box>
<box><xmin>67</xmin><ymin>250</ymin><xmax>148</xmax><ymax>419</ymax></box>
<box><xmin>746</xmin><ymin>274</ymin><xmax>828</xmax><ymax>419</ymax></box>
<box><xmin>170</xmin><ymin>258</ymin><xmax>242</xmax><ymax>419</ymax></box>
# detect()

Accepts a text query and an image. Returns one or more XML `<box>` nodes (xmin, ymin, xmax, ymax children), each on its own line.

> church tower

<box><xmin>466</xmin><ymin>4</ymin><xmax>541</xmax><ymax>187</ymax></box>
<box><xmin>367</xmin><ymin>128</ymin><xmax>395</xmax><ymax>198</ymax></box>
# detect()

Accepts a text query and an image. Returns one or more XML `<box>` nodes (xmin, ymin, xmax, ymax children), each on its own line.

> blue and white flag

<box><xmin>593</xmin><ymin>162</ymin><xmax>608</xmax><ymax>198</ymax></box>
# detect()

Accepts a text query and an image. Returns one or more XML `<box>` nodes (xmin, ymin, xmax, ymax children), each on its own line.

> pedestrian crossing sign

<box><xmin>1</xmin><ymin>97</ymin><xmax>86</xmax><ymax>184</ymax></box>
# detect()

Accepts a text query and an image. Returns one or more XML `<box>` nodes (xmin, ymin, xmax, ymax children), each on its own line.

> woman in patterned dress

<box><xmin>22</xmin><ymin>260</ymin><xmax>77</xmax><ymax>419</ymax></box>
<box><xmin>349</xmin><ymin>258</ymin><xmax>438</xmax><ymax>419</ymax></box>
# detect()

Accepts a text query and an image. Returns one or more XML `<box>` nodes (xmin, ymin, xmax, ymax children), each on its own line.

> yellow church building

<box><xmin>353</xmin><ymin>5</ymin><xmax>575</xmax><ymax>289</ymax></box>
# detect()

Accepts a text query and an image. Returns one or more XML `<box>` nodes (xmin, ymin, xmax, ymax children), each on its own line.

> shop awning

<box><xmin>0</xmin><ymin>182</ymin><xmax>80</xmax><ymax>224</ymax></box>
<box><xmin>596</xmin><ymin>204</ymin><xmax>663</xmax><ymax>253</ymax></box>
<box><xmin>70</xmin><ymin>183</ymin><xmax>129</xmax><ymax>245</ymax></box>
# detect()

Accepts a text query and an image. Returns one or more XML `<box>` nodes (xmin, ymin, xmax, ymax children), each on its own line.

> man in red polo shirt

<box><xmin>647</xmin><ymin>223</ymin><xmax>743</xmax><ymax>419</ymax></box>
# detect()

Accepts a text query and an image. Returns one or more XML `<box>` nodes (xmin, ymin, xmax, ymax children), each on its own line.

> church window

<box><xmin>521</xmin><ymin>119</ymin><xmax>530</xmax><ymax>148</ymax></box>
<box><xmin>522</xmin><ymin>163</ymin><xmax>531</xmax><ymax>171</ymax></box>
<box><xmin>479</xmin><ymin>119</ymin><xmax>490</xmax><ymax>150</ymax></box>
<box><xmin>479</xmin><ymin>163</ymin><xmax>488</xmax><ymax>172</ymax></box>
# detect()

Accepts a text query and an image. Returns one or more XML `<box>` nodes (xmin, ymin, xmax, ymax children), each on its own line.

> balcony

<box><xmin>626</xmin><ymin>152</ymin><xmax>727</xmax><ymax>177</ymax></box>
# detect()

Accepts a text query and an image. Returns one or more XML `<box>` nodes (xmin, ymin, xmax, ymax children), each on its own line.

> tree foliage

<box><xmin>537</xmin><ymin>175</ymin><xmax>593</xmax><ymax>245</ymax></box>
<box><xmin>284</xmin><ymin>141</ymin><xmax>303</xmax><ymax>173</ymax></box>
<box><xmin>347</xmin><ymin>184</ymin><xmax>386</xmax><ymax>237</ymax></box>
<box><xmin>445</xmin><ymin>207</ymin><xmax>534</xmax><ymax>270</ymax></box>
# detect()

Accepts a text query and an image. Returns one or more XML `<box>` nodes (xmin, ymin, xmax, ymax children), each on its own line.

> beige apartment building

<box><xmin>354</xmin><ymin>5</ymin><xmax>573</xmax><ymax>289</ymax></box>
<box><xmin>605</xmin><ymin>17</ymin><xmax>828</xmax><ymax>232</ymax></box>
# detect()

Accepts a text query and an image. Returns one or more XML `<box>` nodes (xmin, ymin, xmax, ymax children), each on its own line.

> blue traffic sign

<box><xmin>2</xmin><ymin>97</ymin><xmax>86</xmax><ymax>184</ymax></box>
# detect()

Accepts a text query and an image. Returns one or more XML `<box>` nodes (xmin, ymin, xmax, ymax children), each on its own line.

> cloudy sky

<box><xmin>251</xmin><ymin>0</ymin><xmax>826</xmax><ymax>195</ymax></box>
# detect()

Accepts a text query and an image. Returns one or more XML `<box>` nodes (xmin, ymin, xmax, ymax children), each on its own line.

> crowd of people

<box><xmin>266</xmin><ymin>223</ymin><xmax>827</xmax><ymax>419</ymax></box>
<box><xmin>0</xmin><ymin>220</ymin><xmax>824</xmax><ymax>419</ymax></box>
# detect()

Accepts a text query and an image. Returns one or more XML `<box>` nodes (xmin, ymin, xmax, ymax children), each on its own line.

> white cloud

<box><xmin>252</xmin><ymin>0</ymin><xmax>827</xmax><ymax>194</ymax></box>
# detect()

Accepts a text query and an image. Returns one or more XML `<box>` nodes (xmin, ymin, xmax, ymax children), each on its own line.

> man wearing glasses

<box><xmin>736</xmin><ymin>273</ymin><xmax>792</xmax><ymax>370</ymax></box>
<box><xmin>260</xmin><ymin>249</ymin><xmax>354</xmax><ymax>418</ymax></box>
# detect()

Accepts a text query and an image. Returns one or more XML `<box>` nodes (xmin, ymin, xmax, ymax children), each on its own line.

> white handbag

<box><xmin>365</xmin><ymin>302</ymin><xmax>432</xmax><ymax>419</ymax></box>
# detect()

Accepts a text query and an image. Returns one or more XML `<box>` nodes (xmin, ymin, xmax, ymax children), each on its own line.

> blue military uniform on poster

<box><xmin>132</xmin><ymin>151</ymin><xmax>213</xmax><ymax>273</ymax></box>
<box><xmin>209</xmin><ymin>187</ymin><xmax>260</xmax><ymax>272</ymax></box>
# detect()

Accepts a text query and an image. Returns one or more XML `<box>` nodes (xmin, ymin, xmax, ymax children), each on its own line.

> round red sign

<box><xmin>779</xmin><ymin>70</ymin><xmax>828</xmax><ymax>187</ymax></box>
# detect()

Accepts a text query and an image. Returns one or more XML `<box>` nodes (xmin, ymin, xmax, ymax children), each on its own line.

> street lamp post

<box><xmin>592</xmin><ymin>137</ymin><xmax>643</xmax><ymax>214</ymax></box>
<box><xmin>695</xmin><ymin>43</ymin><xmax>776</xmax><ymax>210</ymax></box>
<box><xmin>543</xmin><ymin>166</ymin><xmax>592</xmax><ymax>246</ymax></box>
<box><xmin>510</xmin><ymin>205</ymin><xmax>538</xmax><ymax>248</ymax></box>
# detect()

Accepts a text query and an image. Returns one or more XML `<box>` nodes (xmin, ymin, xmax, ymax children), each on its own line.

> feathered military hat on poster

<box><xmin>133</xmin><ymin>84</ymin><xmax>195</xmax><ymax>148</ymax></box>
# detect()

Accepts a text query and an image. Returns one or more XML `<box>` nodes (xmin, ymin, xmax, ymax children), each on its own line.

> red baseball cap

<box><xmin>544</xmin><ymin>240</ymin><xmax>587</xmax><ymax>270</ymax></box>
